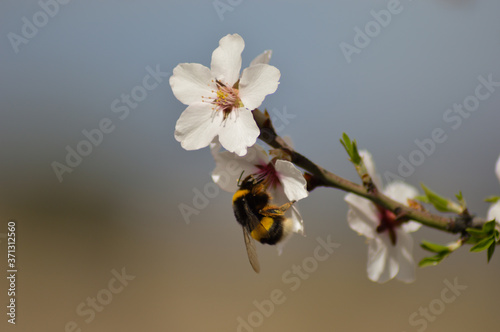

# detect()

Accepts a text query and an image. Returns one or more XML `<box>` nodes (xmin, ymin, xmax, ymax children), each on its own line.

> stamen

<box><xmin>376</xmin><ymin>207</ymin><xmax>400</xmax><ymax>246</ymax></box>
<box><xmin>255</xmin><ymin>162</ymin><xmax>281</xmax><ymax>190</ymax></box>
<box><xmin>201</xmin><ymin>79</ymin><xmax>243</xmax><ymax>122</ymax></box>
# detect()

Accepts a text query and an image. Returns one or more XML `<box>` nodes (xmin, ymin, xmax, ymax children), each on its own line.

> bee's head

<box><xmin>237</xmin><ymin>172</ymin><xmax>263</xmax><ymax>189</ymax></box>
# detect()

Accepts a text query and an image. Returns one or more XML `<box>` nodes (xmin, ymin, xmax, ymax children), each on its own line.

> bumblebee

<box><xmin>232</xmin><ymin>174</ymin><xmax>296</xmax><ymax>273</ymax></box>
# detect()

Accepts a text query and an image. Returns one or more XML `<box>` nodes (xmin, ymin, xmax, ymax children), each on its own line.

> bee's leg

<box><xmin>260</xmin><ymin>200</ymin><xmax>296</xmax><ymax>217</ymax></box>
<box><xmin>277</xmin><ymin>200</ymin><xmax>296</xmax><ymax>212</ymax></box>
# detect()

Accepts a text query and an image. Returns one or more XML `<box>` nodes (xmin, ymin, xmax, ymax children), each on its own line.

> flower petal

<box><xmin>217</xmin><ymin>108</ymin><xmax>260</xmax><ymax>156</ymax></box>
<box><xmin>290</xmin><ymin>204</ymin><xmax>304</xmax><ymax>234</ymax></box>
<box><xmin>211</xmin><ymin>144</ymin><xmax>267</xmax><ymax>192</ymax></box>
<box><xmin>401</xmin><ymin>220</ymin><xmax>422</xmax><ymax>233</ymax></box>
<box><xmin>487</xmin><ymin>201</ymin><xmax>500</xmax><ymax>222</ymax></box>
<box><xmin>345</xmin><ymin>193</ymin><xmax>379</xmax><ymax>238</ymax></box>
<box><xmin>211</xmin><ymin>34</ymin><xmax>244</xmax><ymax>85</ymax></box>
<box><xmin>394</xmin><ymin>231</ymin><xmax>417</xmax><ymax>283</ymax></box>
<box><xmin>250</xmin><ymin>50</ymin><xmax>272</xmax><ymax>66</ymax></box>
<box><xmin>366</xmin><ymin>236</ymin><xmax>398</xmax><ymax>283</ymax></box>
<box><xmin>271</xmin><ymin>190</ymin><xmax>304</xmax><ymax>255</ymax></box>
<box><xmin>174</xmin><ymin>103</ymin><xmax>223</xmax><ymax>151</ymax></box>
<box><xmin>359</xmin><ymin>150</ymin><xmax>383</xmax><ymax>189</ymax></box>
<box><xmin>212</xmin><ymin>153</ymin><xmax>256</xmax><ymax>192</ymax></box>
<box><xmin>271</xmin><ymin>189</ymin><xmax>304</xmax><ymax>235</ymax></box>
<box><xmin>239</xmin><ymin>64</ymin><xmax>280</xmax><ymax>110</ymax></box>
<box><xmin>169</xmin><ymin>63</ymin><xmax>215</xmax><ymax>105</ymax></box>
<box><xmin>209</xmin><ymin>139</ymin><xmax>222</xmax><ymax>158</ymax></box>
<box><xmin>242</xmin><ymin>143</ymin><xmax>271</xmax><ymax>167</ymax></box>
<box><xmin>275</xmin><ymin>160</ymin><xmax>308</xmax><ymax>201</ymax></box>
<box><xmin>383</xmin><ymin>181</ymin><xmax>418</xmax><ymax>205</ymax></box>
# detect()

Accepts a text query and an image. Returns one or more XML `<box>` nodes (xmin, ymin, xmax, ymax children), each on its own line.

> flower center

<box><xmin>203</xmin><ymin>80</ymin><xmax>244</xmax><ymax>120</ymax></box>
<box><xmin>376</xmin><ymin>207</ymin><xmax>401</xmax><ymax>246</ymax></box>
<box><xmin>255</xmin><ymin>161</ymin><xmax>280</xmax><ymax>190</ymax></box>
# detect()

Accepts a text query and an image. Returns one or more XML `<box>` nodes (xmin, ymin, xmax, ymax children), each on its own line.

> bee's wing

<box><xmin>239</xmin><ymin>196</ymin><xmax>266</xmax><ymax>273</ymax></box>
<box><xmin>242</xmin><ymin>227</ymin><xmax>260</xmax><ymax>273</ymax></box>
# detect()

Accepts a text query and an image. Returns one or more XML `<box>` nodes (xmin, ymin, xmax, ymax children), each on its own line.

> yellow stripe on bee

<box><xmin>251</xmin><ymin>217</ymin><xmax>274</xmax><ymax>241</ymax></box>
<box><xmin>232</xmin><ymin>189</ymin><xmax>250</xmax><ymax>203</ymax></box>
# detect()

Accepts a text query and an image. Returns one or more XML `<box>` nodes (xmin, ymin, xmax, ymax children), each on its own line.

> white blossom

<box><xmin>487</xmin><ymin>155</ymin><xmax>500</xmax><ymax>222</ymax></box>
<box><xmin>170</xmin><ymin>34</ymin><xmax>280</xmax><ymax>156</ymax></box>
<box><xmin>344</xmin><ymin>151</ymin><xmax>421</xmax><ymax>283</ymax></box>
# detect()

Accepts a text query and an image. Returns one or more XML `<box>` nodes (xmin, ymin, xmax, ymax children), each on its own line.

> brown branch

<box><xmin>253</xmin><ymin>109</ymin><xmax>486</xmax><ymax>234</ymax></box>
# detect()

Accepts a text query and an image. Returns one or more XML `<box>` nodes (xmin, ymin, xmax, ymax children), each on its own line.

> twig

<box><xmin>253</xmin><ymin>109</ymin><xmax>486</xmax><ymax>234</ymax></box>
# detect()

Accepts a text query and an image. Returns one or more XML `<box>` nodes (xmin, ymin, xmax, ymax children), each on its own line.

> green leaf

<box><xmin>420</xmin><ymin>241</ymin><xmax>451</xmax><ymax>254</ymax></box>
<box><xmin>467</xmin><ymin>220</ymin><xmax>498</xmax><ymax>261</ymax></box>
<box><xmin>420</xmin><ymin>183</ymin><xmax>462</xmax><ymax>214</ymax></box>
<box><xmin>466</xmin><ymin>220</ymin><xmax>498</xmax><ymax>243</ymax></box>
<box><xmin>466</xmin><ymin>227</ymin><xmax>484</xmax><ymax>236</ymax></box>
<box><xmin>487</xmin><ymin>242</ymin><xmax>496</xmax><ymax>262</ymax></box>
<box><xmin>455</xmin><ymin>191</ymin><xmax>467</xmax><ymax>209</ymax></box>
<box><xmin>483</xmin><ymin>219</ymin><xmax>496</xmax><ymax>234</ymax></box>
<box><xmin>466</xmin><ymin>227</ymin><xmax>486</xmax><ymax>239</ymax></box>
<box><xmin>414</xmin><ymin>195</ymin><xmax>430</xmax><ymax>204</ymax></box>
<box><xmin>420</xmin><ymin>183</ymin><xmax>451</xmax><ymax>212</ymax></box>
<box><xmin>339</xmin><ymin>133</ymin><xmax>361</xmax><ymax>165</ymax></box>
<box><xmin>419</xmin><ymin>252</ymin><xmax>449</xmax><ymax>268</ymax></box>
<box><xmin>339</xmin><ymin>133</ymin><xmax>349</xmax><ymax>149</ymax></box>
<box><xmin>339</xmin><ymin>133</ymin><xmax>353</xmax><ymax>155</ymax></box>
<box><xmin>485</xmin><ymin>196</ymin><xmax>500</xmax><ymax>203</ymax></box>
<box><xmin>351</xmin><ymin>141</ymin><xmax>361</xmax><ymax>165</ymax></box>
<box><xmin>470</xmin><ymin>236</ymin><xmax>495</xmax><ymax>252</ymax></box>
<box><xmin>418</xmin><ymin>239</ymin><xmax>462</xmax><ymax>267</ymax></box>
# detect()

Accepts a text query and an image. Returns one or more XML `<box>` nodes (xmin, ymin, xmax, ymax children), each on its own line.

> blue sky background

<box><xmin>1</xmin><ymin>1</ymin><xmax>500</xmax><ymax>331</ymax></box>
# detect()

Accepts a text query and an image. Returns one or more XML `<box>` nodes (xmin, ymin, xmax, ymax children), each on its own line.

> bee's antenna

<box><xmin>237</xmin><ymin>171</ymin><xmax>245</xmax><ymax>186</ymax></box>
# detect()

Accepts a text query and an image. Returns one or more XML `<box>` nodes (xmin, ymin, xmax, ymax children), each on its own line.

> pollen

<box><xmin>202</xmin><ymin>80</ymin><xmax>244</xmax><ymax>120</ymax></box>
